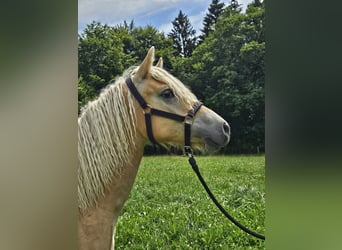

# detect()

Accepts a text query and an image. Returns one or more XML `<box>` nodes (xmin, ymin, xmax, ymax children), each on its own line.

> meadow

<box><xmin>115</xmin><ymin>155</ymin><xmax>265</xmax><ymax>249</ymax></box>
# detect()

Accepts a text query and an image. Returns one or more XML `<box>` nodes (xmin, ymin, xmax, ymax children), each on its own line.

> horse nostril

<box><xmin>223</xmin><ymin>122</ymin><xmax>230</xmax><ymax>135</ymax></box>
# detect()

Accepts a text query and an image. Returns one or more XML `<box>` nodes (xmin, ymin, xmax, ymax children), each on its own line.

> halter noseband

<box><xmin>126</xmin><ymin>77</ymin><xmax>202</xmax><ymax>156</ymax></box>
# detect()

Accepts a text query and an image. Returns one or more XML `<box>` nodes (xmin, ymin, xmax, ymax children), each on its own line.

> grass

<box><xmin>115</xmin><ymin>155</ymin><xmax>265</xmax><ymax>249</ymax></box>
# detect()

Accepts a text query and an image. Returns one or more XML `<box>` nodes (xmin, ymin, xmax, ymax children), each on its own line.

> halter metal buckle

<box><xmin>184</xmin><ymin>114</ymin><xmax>194</xmax><ymax>125</ymax></box>
<box><xmin>143</xmin><ymin>104</ymin><xmax>152</xmax><ymax>115</ymax></box>
<box><xmin>184</xmin><ymin>145</ymin><xmax>193</xmax><ymax>157</ymax></box>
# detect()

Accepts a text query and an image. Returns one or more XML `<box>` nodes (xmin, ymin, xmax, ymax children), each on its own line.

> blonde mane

<box><xmin>78</xmin><ymin>65</ymin><xmax>198</xmax><ymax>212</ymax></box>
<box><xmin>78</xmin><ymin>69</ymin><xmax>137</xmax><ymax>212</ymax></box>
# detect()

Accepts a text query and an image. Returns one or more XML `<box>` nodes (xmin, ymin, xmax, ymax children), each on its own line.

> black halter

<box><xmin>126</xmin><ymin>77</ymin><xmax>202</xmax><ymax>155</ymax></box>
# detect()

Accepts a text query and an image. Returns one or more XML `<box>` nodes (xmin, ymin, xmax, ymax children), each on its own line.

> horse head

<box><xmin>130</xmin><ymin>47</ymin><xmax>230</xmax><ymax>151</ymax></box>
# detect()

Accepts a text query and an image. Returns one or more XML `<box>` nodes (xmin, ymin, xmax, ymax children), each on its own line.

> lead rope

<box><xmin>186</xmin><ymin>153</ymin><xmax>266</xmax><ymax>240</ymax></box>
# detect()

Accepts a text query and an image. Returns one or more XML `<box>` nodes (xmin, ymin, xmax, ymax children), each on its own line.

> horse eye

<box><xmin>160</xmin><ymin>89</ymin><xmax>175</xmax><ymax>99</ymax></box>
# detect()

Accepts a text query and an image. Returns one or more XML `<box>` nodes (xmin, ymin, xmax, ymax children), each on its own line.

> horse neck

<box><xmin>78</xmin><ymin>137</ymin><xmax>145</xmax><ymax>250</ymax></box>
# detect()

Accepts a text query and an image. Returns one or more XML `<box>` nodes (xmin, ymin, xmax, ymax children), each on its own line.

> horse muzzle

<box><xmin>192</xmin><ymin>107</ymin><xmax>230</xmax><ymax>151</ymax></box>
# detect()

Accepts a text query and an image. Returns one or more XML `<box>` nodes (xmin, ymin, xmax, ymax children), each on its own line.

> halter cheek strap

<box><xmin>126</xmin><ymin>77</ymin><xmax>202</xmax><ymax>154</ymax></box>
<box><xmin>184</xmin><ymin>101</ymin><xmax>203</xmax><ymax>156</ymax></box>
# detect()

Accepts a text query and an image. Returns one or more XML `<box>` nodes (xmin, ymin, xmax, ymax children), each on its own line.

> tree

<box><xmin>78</xmin><ymin>22</ymin><xmax>130</xmax><ymax>93</ymax></box>
<box><xmin>220</xmin><ymin>0</ymin><xmax>242</xmax><ymax>19</ymax></box>
<box><xmin>168</xmin><ymin>10</ymin><xmax>197</xmax><ymax>57</ymax></box>
<box><xmin>112</xmin><ymin>23</ymin><xmax>135</xmax><ymax>59</ymax></box>
<box><xmin>130</xmin><ymin>25</ymin><xmax>174</xmax><ymax>64</ymax></box>
<box><xmin>182</xmin><ymin>3</ymin><xmax>265</xmax><ymax>153</ymax></box>
<box><xmin>199</xmin><ymin>0</ymin><xmax>225</xmax><ymax>43</ymax></box>
<box><xmin>78</xmin><ymin>76</ymin><xmax>96</xmax><ymax>112</ymax></box>
<box><xmin>123</xmin><ymin>19</ymin><xmax>135</xmax><ymax>32</ymax></box>
<box><xmin>229</xmin><ymin>0</ymin><xmax>241</xmax><ymax>12</ymax></box>
<box><xmin>210</xmin><ymin>4</ymin><xmax>265</xmax><ymax>153</ymax></box>
<box><xmin>249</xmin><ymin>0</ymin><xmax>263</xmax><ymax>8</ymax></box>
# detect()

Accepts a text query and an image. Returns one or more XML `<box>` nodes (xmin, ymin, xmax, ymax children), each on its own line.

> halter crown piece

<box><xmin>125</xmin><ymin>77</ymin><xmax>202</xmax><ymax>156</ymax></box>
<box><xmin>125</xmin><ymin>77</ymin><xmax>265</xmax><ymax>241</ymax></box>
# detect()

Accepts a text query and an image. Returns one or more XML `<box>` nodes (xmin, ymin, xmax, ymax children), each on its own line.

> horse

<box><xmin>78</xmin><ymin>47</ymin><xmax>230</xmax><ymax>249</ymax></box>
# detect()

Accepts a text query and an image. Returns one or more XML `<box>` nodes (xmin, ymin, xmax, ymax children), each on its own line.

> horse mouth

<box><xmin>204</xmin><ymin>137</ymin><xmax>228</xmax><ymax>152</ymax></box>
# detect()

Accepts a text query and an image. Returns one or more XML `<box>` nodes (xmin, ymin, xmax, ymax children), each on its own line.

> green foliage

<box><xmin>130</xmin><ymin>25</ymin><xmax>175</xmax><ymax>70</ymax></box>
<box><xmin>78</xmin><ymin>76</ymin><xmax>95</xmax><ymax>112</ymax></box>
<box><xmin>78</xmin><ymin>22</ymin><xmax>131</xmax><ymax>93</ymax></box>
<box><xmin>115</xmin><ymin>155</ymin><xmax>265</xmax><ymax>249</ymax></box>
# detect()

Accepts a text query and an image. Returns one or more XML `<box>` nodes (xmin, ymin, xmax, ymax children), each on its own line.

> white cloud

<box><xmin>80</xmin><ymin>0</ymin><xmax>159</xmax><ymax>27</ymax></box>
<box><xmin>79</xmin><ymin>0</ymin><xmax>201</xmax><ymax>29</ymax></box>
<box><xmin>189</xmin><ymin>10</ymin><xmax>207</xmax><ymax>34</ymax></box>
<box><xmin>158</xmin><ymin>22</ymin><xmax>173</xmax><ymax>35</ymax></box>
<box><xmin>79</xmin><ymin>0</ymin><xmax>254</xmax><ymax>33</ymax></box>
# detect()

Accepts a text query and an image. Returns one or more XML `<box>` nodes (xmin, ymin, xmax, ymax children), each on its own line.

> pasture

<box><xmin>115</xmin><ymin>155</ymin><xmax>265</xmax><ymax>249</ymax></box>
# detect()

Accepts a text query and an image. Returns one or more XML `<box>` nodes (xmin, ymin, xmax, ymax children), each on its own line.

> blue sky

<box><xmin>78</xmin><ymin>0</ymin><xmax>253</xmax><ymax>35</ymax></box>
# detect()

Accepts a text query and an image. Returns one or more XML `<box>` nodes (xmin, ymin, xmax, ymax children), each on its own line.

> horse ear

<box><xmin>155</xmin><ymin>57</ymin><xmax>163</xmax><ymax>68</ymax></box>
<box><xmin>134</xmin><ymin>47</ymin><xmax>155</xmax><ymax>83</ymax></box>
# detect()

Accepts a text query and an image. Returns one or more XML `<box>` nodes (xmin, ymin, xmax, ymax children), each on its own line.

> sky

<box><xmin>78</xmin><ymin>0</ymin><xmax>253</xmax><ymax>35</ymax></box>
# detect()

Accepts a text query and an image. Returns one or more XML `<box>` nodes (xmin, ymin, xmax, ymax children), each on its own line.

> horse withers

<box><xmin>78</xmin><ymin>47</ymin><xmax>230</xmax><ymax>249</ymax></box>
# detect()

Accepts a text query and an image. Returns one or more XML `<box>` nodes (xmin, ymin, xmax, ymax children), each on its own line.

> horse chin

<box><xmin>190</xmin><ymin>143</ymin><xmax>206</xmax><ymax>153</ymax></box>
<box><xmin>190</xmin><ymin>140</ymin><xmax>220</xmax><ymax>154</ymax></box>
<box><xmin>191</xmin><ymin>135</ymin><xmax>228</xmax><ymax>154</ymax></box>
<box><xmin>204</xmin><ymin>131</ymin><xmax>231</xmax><ymax>152</ymax></box>
<box><xmin>204</xmin><ymin>138</ymin><xmax>225</xmax><ymax>153</ymax></box>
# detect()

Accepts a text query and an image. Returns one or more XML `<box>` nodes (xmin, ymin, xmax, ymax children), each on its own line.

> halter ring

<box><xmin>184</xmin><ymin>115</ymin><xmax>194</xmax><ymax>125</ymax></box>
<box><xmin>143</xmin><ymin>104</ymin><xmax>152</xmax><ymax>115</ymax></box>
<box><xmin>184</xmin><ymin>145</ymin><xmax>193</xmax><ymax>157</ymax></box>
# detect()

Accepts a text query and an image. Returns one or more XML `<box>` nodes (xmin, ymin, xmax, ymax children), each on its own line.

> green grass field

<box><xmin>115</xmin><ymin>155</ymin><xmax>265</xmax><ymax>249</ymax></box>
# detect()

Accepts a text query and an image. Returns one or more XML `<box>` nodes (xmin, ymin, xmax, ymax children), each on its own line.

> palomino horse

<box><xmin>78</xmin><ymin>47</ymin><xmax>230</xmax><ymax>249</ymax></box>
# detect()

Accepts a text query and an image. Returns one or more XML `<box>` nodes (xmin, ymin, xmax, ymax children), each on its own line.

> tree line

<box><xmin>78</xmin><ymin>0</ymin><xmax>265</xmax><ymax>154</ymax></box>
